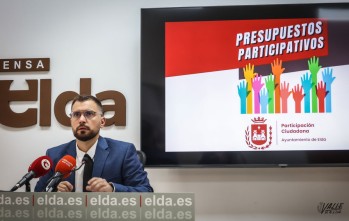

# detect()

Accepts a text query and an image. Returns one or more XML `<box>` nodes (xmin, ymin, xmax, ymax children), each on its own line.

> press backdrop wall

<box><xmin>1</xmin><ymin>1</ymin><xmax>349</xmax><ymax>221</ymax></box>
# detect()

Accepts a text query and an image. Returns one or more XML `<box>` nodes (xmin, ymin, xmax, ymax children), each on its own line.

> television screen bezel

<box><xmin>141</xmin><ymin>3</ymin><xmax>349</xmax><ymax>167</ymax></box>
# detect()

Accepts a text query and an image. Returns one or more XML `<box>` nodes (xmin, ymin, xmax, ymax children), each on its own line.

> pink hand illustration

<box><xmin>292</xmin><ymin>84</ymin><xmax>304</xmax><ymax>113</ymax></box>
<box><xmin>252</xmin><ymin>74</ymin><xmax>264</xmax><ymax>92</ymax></box>
<box><xmin>279</xmin><ymin>82</ymin><xmax>291</xmax><ymax>113</ymax></box>
<box><xmin>252</xmin><ymin>74</ymin><xmax>264</xmax><ymax>114</ymax></box>
<box><xmin>265</xmin><ymin>74</ymin><xmax>276</xmax><ymax>113</ymax></box>
<box><xmin>316</xmin><ymin>81</ymin><xmax>328</xmax><ymax>113</ymax></box>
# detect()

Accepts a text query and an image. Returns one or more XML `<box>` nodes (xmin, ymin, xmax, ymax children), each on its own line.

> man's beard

<box><xmin>73</xmin><ymin>127</ymin><xmax>98</xmax><ymax>141</ymax></box>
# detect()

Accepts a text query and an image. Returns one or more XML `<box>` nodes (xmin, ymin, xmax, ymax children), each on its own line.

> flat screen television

<box><xmin>141</xmin><ymin>3</ymin><xmax>349</xmax><ymax>167</ymax></box>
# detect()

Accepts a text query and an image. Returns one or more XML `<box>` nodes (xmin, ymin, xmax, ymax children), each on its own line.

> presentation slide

<box><xmin>165</xmin><ymin>18</ymin><xmax>349</xmax><ymax>152</ymax></box>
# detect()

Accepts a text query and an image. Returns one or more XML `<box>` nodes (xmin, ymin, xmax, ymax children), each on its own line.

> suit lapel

<box><xmin>92</xmin><ymin>136</ymin><xmax>110</xmax><ymax>177</ymax></box>
<box><xmin>64</xmin><ymin>141</ymin><xmax>77</xmax><ymax>188</ymax></box>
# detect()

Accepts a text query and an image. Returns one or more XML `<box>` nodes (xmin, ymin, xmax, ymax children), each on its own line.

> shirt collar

<box><xmin>75</xmin><ymin>140</ymin><xmax>98</xmax><ymax>162</ymax></box>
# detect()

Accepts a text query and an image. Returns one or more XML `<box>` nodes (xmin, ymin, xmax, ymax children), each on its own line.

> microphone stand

<box><xmin>25</xmin><ymin>180</ymin><xmax>31</xmax><ymax>192</ymax></box>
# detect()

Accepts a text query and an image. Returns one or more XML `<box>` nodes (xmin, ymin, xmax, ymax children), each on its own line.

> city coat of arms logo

<box><xmin>245</xmin><ymin>117</ymin><xmax>272</xmax><ymax>150</ymax></box>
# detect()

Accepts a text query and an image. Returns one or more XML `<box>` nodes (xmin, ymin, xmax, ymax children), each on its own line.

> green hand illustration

<box><xmin>308</xmin><ymin>56</ymin><xmax>322</xmax><ymax>113</ymax></box>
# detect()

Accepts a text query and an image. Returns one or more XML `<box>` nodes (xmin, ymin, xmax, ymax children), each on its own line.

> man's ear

<box><xmin>100</xmin><ymin>117</ymin><xmax>106</xmax><ymax>128</ymax></box>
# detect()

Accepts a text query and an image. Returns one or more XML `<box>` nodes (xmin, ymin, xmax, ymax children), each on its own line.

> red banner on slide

<box><xmin>165</xmin><ymin>18</ymin><xmax>328</xmax><ymax>77</ymax></box>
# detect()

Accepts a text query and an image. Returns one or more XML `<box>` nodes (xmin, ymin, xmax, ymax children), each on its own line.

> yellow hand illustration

<box><xmin>243</xmin><ymin>63</ymin><xmax>256</xmax><ymax>114</ymax></box>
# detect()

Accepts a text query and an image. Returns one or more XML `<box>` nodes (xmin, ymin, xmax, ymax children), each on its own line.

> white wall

<box><xmin>1</xmin><ymin>0</ymin><xmax>349</xmax><ymax>221</ymax></box>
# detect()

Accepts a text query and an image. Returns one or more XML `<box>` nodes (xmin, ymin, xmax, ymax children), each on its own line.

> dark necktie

<box><xmin>83</xmin><ymin>154</ymin><xmax>93</xmax><ymax>192</ymax></box>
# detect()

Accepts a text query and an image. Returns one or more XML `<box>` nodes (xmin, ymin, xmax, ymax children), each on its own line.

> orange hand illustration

<box><xmin>271</xmin><ymin>58</ymin><xmax>285</xmax><ymax>114</ymax></box>
<box><xmin>271</xmin><ymin>58</ymin><xmax>285</xmax><ymax>78</ymax></box>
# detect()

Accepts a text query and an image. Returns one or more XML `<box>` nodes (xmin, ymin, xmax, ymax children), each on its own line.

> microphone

<box><xmin>45</xmin><ymin>155</ymin><xmax>76</xmax><ymax>192</ymax></box>
<box><xmin>10</xmin><ymin>156</ymin><xmax>53</xmax><ymax>192</ymax></box>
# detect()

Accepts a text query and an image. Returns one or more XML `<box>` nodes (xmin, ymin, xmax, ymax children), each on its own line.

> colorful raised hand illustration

<box><xmin>243</xmin><ymin>63</ymin><xmax>257</xmax><ymax>114</ymax></box>
<box><xmin>308</xmin><ymin>56</ymin><xmax>322</xmax><ymax>113</ymax></box>
<box><xmin>237</xmin><ymin>57</ymin><xmax>335</xmax><ymax>115</ymax></box>
<box><xmin>252</xmin><ymin>74</ymin><xmax>264</xmax><ymax>114</ymax></box>
<box><xmin>237</xmin><ymin>80</ymin><xmax>249</xmax><ymax>114</ymax></box>
<box><xmin>322</xmin><ymin>67</ymin><xmax>336</xmax><ymax>113</ymax></box>
<box><xmin>279</xmin><ymin>82</ymin><xmax>291</xmax><ymax>113</ymax></box>
<box><xmin>316</xmin><ymin>81</ymin><xmax>329</xmax><ymax>113</ymax></box>
<box><xmin>292</xmin><ymin>84</ymin><xmax>304</xmax><ymax>113</ymax></box>
<box><xmin>259</xmin><ymin>88</ymin><xmax>269</xmax><ymax>114</ymax></box>
<box><xmin>271</xmin><ymin>58</ymin><xmax>285</xmax><ymax>114</ymax></box>
<box><xmin>265</xmin><ymin>74</ymin><xmax>276</xmax><ymax>114</ymax></box>
<box><xmin>301</xmin><ymin>72</ymin><xmax>313</xmax><ymax>113</ymax></box>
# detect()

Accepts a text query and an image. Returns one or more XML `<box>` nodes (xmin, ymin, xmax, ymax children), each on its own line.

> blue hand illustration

<box><xmin>259</xmin><ymin>88</ymin><xmax>269</xmax><ymax>114</ymax></box>
<box><xmin>237</xmin><ymin>80</ymin><xmax>250</xmax><ymax>114</ymax></box>
<box><xmin>322</xmin><ymin>68</ymin><xmax>336</xmax><ymax>113</ymax></box>
<box><xmin>301</xmin><ymin>72</ymin><xmax>313</xmax><ymax>113</ymax></box>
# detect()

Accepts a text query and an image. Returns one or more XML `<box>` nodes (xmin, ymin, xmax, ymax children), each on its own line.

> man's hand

<box><xmin>57</xmin><ymin>181</ymin><xmax>74</xmax><ymax>192</ymax></box>
<box><xmin>86</xmin><ymin>177</ymin><xmax>114</xmax><ymax>192</ymax></box>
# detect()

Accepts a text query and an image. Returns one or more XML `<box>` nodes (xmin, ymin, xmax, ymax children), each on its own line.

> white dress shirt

<box><xmin>75</xmin><ymin>141</ymin><xmax>97</xmax><ymax>192</ymax></box>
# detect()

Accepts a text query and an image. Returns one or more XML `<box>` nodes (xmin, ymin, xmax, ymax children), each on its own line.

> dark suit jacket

<box><xmin>34</xmin><ymin>136</ymin><xmax>153</xmax><ymax>192</ymax></box>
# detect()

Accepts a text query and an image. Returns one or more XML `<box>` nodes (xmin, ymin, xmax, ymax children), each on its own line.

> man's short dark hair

<box><xmin>71</xmin><ymin>95</ymin><xmax>104</xmax><ymax>114</ymax></box>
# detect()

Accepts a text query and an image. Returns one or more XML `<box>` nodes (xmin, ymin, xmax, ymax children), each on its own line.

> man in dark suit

<box><xmin>35</xmin><ymin>95</ymin><xmax>153</xmax><ymax>192</ymax></box>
